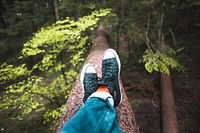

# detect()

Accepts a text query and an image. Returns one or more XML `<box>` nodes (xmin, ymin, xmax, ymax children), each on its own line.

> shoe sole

<box><xmin>103</xmin><ymin>48</ymin><xmax>122</xmax><ymax>105</ymax></box>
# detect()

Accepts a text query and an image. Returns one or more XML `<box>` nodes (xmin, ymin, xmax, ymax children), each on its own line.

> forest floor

<box><xmin>122</xmin><ymin>44</ymin><xmax>200</xmax><ymax>133</ymax></box>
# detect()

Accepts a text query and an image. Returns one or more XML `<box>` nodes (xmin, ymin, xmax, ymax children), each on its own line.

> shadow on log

<box><xmin>55</xmin><ymin>25</ymin><xmax>140</xmax><ymax>133</ymax></box>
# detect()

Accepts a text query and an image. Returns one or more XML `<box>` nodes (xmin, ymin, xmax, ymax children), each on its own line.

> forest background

<box><xmin>0</xmin><ymin>0</ymin><xmax>199</xmax><ymax>132</ymax></box>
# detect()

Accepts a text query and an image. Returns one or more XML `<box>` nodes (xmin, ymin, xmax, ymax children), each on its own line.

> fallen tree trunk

<box><xmin>161</xmin><ymin>74</ymin><xmax>179</xmax><ymax>133</ymax></box>
<box><xmin>160</xmin><ymin>34</ymin><xmax>179</xmax><ymax>133</ymax></box>
<box><xmin>55</xmin><ymin>25</ymin><xmax>140</xmax><ymax>133</ymax></box>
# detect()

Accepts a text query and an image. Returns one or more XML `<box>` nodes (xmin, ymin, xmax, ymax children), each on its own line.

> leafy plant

<box><xmin>0</xmin><ymin>9</ymin><xmax>111</xmax><ymax>127</ymax></box>
<box><xmin>142</xmin><ymin>49</ymin><xmax>181</xmax><ymax>75</ymax></box>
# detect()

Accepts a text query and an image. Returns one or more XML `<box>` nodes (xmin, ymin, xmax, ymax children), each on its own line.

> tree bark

<box><xmin>161</xmin><ymin>73</ymin><xmax>179</xmax><ymax>133</ymax></box>
<box><xmin>55</xmin><ymin>25</ymin><xmax>140</xmax><ymax>133</ymax></box>
<box><xmin>156</xmin><ymin>2</ymin><xmax>179</xmax><ymax>131</ymax></box>
<box><xmin>53</xmin><ymin>0</ymin><xmax>59</xmax><ymax>20</ymax></box>
<box><xmin>160</xmin><ymin>35</ymin><xmax>179</xmax><ymax>133</ymax></box>
<box><xmin>157</xmin><ymin>3</ymin><xmax>179</xmax><ymax>132</ymax></box>
<box><xmin>0</xmin><ymin>1</ymin><xmax>7</xmax><ymax>28</ymax></box>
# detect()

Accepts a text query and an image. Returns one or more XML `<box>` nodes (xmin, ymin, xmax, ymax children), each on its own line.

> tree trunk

<box><xmin>161</xmin><ymin>73</ymin><xmax>179</xmax><ymax>133</ymax></box>
<box><xmin>55</xmin><ymin>25</ymin><xmax>140</xmax><ymax>133</ymax></box>
<box><xmin>158</xmin><ymin>2</ymin><xmax>179</xmax><ymax>131</ymax></box>
<box><xmin>116</xmin><ymin>0</ymin><xmax>122</xmax><ymax>52</ymax></box>
<box><xmin>0</xmin><ymin>1</ymin><xmax>7</xmax><ymax>28</ymax></box>
<box><xmin>53</xmin><ymin>0</ymin><xmax>59</xmax><ymax>21</ymax></box>
<box><xmin>160</xmin><ymin>35</ymin><xmax>179</xmax><ymax>133</ymax></box>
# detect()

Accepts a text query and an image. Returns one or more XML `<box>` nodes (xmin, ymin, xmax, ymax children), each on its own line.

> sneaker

<box><xmin>80</xmin><ymin>64</ymin><xmax>98</xmax><ymax>103</ymax></box>
<box><xmin>100</xmin><ymin>49</ymin><xmax>122</xmax><ymax>107</ymax></box>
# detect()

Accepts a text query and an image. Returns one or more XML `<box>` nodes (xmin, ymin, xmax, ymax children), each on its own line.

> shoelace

<box><xmin>101</xmin><ymin>60</ymin><xmax>116</xmax><ymax>84</ymax></box>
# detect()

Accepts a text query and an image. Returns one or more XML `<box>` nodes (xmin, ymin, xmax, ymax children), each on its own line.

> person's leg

<box><xmin>58</xmin><ymin>49</ymin><xmax>122</xmax><ymax>133</ymax></box>
<box><xmin>58</xmin><ymin>94</ymin><xmax>121</xmax><ymax>133</ymax></box>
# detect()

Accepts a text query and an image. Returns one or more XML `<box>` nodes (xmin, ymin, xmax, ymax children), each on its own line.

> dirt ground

<box><xmin>122</xmin><ymin>46</ymin><xmax>200</xmax><ymax>133</ymax></box>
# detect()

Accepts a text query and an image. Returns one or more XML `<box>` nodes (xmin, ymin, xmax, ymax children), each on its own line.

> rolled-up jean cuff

<box><xmin>88</xmin><ymin>91</ymin><xmax>114</xmax><ymax>106</ymax></box>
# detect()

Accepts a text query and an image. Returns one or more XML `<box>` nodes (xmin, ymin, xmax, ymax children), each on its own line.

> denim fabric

<box><xmin>58</xmin><ymin>97</ymin><xmax>121</xmax><ymax>133</ymax></box>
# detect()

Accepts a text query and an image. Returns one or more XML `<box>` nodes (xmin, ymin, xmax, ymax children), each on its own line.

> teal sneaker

<box><xmin>99</xmin><ymin>49</ymin><xmax>122</xmax><ymax>107</ymax></box>
<box><xmin>80</xmin><ymin>64</ymin><xmax>98</xmax><ymax>103</ymax></box>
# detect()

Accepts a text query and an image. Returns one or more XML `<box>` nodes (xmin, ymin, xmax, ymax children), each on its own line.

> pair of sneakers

<box><xmin>80</xmin><ymin>49</ymin><xmax>122</xmax><ymax>107</ymax></box>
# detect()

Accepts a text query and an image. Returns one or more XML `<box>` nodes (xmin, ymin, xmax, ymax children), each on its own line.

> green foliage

<box><xmin>0</xmin><ymin>9</ymin><xmax>111</xmax><ymax>129</ymax></box>
<box><xmin>0</xmin><ymin>63</ymin><xmax>30</xmax><ymax>85</ymax></box>
<box><xmin>129</xmin><ymin>0</ymin><xmax>186</xmax><ymax>75</ymax></box>
<box><xmin>0</xmin><ymin>0</ymin><xmax>55</xmax><ymax>64</ymax></box>
<box><xmin>142</xmin><ymin>48</ymin><xmax>184</xmax><ymax>75</ymax></box>
<box><xmin>43</xmin><ymin>105</ymin><xmax>64</xmax><ymax>124</ymax></box>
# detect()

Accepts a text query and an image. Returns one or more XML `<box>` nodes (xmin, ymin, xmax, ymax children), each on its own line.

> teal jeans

<box><xmin>58</xmin><ymin>97</ymin><xmax>121</xmax><ymax>133</ymax></box>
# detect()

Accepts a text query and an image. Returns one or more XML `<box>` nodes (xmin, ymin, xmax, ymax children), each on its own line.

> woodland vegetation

<box><xmin>0</xmin><ymin>0</ymin><xmax>199</xmax><ymax>132</ymax></box>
